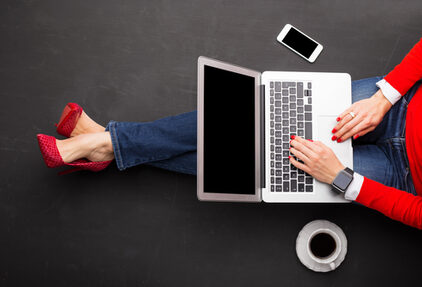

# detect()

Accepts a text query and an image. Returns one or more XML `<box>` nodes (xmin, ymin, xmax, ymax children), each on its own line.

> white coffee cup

<box><xmin>307</xmin><ymin>229</ymin><xmax>341</xmax><ymax>271</ymax></box>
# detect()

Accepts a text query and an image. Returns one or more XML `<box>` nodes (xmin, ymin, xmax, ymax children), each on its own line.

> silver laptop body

<box><xmin>197</xmin><ymin>56</ymin><xmax>352</xmax><ymax>203</ymax></box>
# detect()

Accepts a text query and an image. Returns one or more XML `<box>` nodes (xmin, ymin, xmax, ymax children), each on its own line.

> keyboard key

<box><xmin>308</xmin><ymin>97</ymin><xmax>312</xmax><ymax>104</ymax></box>
<box><xmin>306</xmin><ymin>177</ymin><xmax>313</xmax><ymax>184</ymax></box>
<box><xmin>275</xmin><ymin>93</ymin><xmax>281</xmax><ymax>99</ymax></box>
<box><xmin>306</xmin><ymin>185</ymin><xmax>313</xmax><ymax>192</ymax></box>
<box><xmin>298</xmin><ymin>129</ymin><xmax>304</xmax><ymax>136</ymax></box>
<box><xmin>282</xmin><ymin>96</ymin><xmax>288</xmax><ymax>103</ymax></box>
<box><xmin>282</xmin><ymin>104</ymin><xmax>289</xmax><ymax>111</ymax></box>
<box><xmin>306</xmin><ymin>90</ymin><xmax>312</xmax><ymax>97</ymax></box>
<box><xmin>283</xmin><ymin>127</ymin><xmax>289</xmax><ymax>134</ymax></box>
<box><xmin>283</xmin><ymin>174</ymin><xmax>289</xmax><ymax>180</ymax></box>
<box><xmin>275</xmin><ymin>146</ymin><xmax>282</xmax><ymax>153</ymax></box>
<box><xmin>270</xmin><ymin>89</ymin><xmax>274</xmax><ymax>97</ymax></box>
<box><xmin>282</xmin><ymin>82</ymin><xmax>295</xmax><ymax>88</ymax></box>
<box><xmin>283</xmin><ymin>166</ymin><xmax>289</xmax><ymax>173</ymax></box>
<box><xmin>271</xmin><ymin>185</ymin><xmax>275</xmax><ymax>192</ymax></box>
<box><xmin>271</xmin><ymin>177</ymin><xmax>274</xmax><ymax>184</ymax></box>
<box><xmin>298</xmin><ymin>175</ymin><xmax>304</xmax><ymax>182</ymax></box>
<box><xmin>271</xmin><ymin>169</ymin><xmax>274</xmax><ymax>176</ymax></box>
<box><xmin>276</xmin><ymin>177</ymin><xmax>282</xmax><ymax>184</ymax></box>
<box><xmin>275</xmin><ymin>116</ymin><xmax>282</xmax><ymax>122</ymax></box>
<box><xmin>282</xmin><ymin>89</ymin><xmax>288</xmax><ymax>96</ymax></box>
<box><xmin>290</xmin><ymin>110</ymin><xmax>296</xmax><ymax>117</ymax></box>
<box><xmin>282</xmin><ymin>112</ymin><xmax>289</xmax><ymax>119</ymax></box>
<box><xmin>305</xmin><ymin>113</ymin><xmax>312</xmax><ymax>121</ymax></box>
<box><xmin>290</xmin><ymin>118</ymin><xmax>297</xmax><ymax>125</ymax></box>
<box><xmin>270</xmin><ymin>81</ymin><xmax>274</xmax><ymax>88</ymax></box>
<box><xmin>271</xmin><ymin>153</ymin><xmax>274</xmax><ymax>159</ymax></box>
<box><xmin>276</xmin><ymin>162</ymin><xmax>282</xmax><ymax>168</ymax></box>
<box><xmin>271</xmin><ymin>145</ymin><xmax>274</xmax><ymax>151</ymax></box>
<box><xmin>283</xmin><ymin>158</ymin><xmax>289</xmax><ymax>165</ymax></box>
<box><xmin>271</xmin><ymin>137</ymin><xmax>274</xmax><ymax>143</ymax></box>
<box><xmin>270</xmin><ymin>97</ymin><xmax>274</xmax><ymax>104</ymax></box>
<box><xmin>289</xmin><ymin>88</ymin><xmax>296</xmax><ymax>94</ymax></box>
<box><xmin>270</xmin><ymin>113</ymin><xmax>274</xmax><ymax>120</ymax></box>
<box><xmin>298</xmin><ymin>114</ymin><xmax>304</xmax><ymax>121</ymax></box>
<box><xmin>276</xmin><ymin>139</ymin><xmax>282</xmax><ymax>145</ymax></box>
<box><xmin>271</xmin><ymin>121</ymin><xmax>274</xmax><ymax>128</ymax></box>
<box><xmin>298</xmin><ymin>169</ymin><xmax>304</xmax><ymax>175</ymax></box>
<box><xmin>291</xmin><ymin>171</ymin><xmax>297</xmax><ymax>178</ymax></box>
<box><xmin>298</xmin><ymin>121</ymin><xmax>304</xmax><ymax>128</ymax></box>
<box><xmin>283</xmin><ymin>181</ymin><xmax>290</xmax><ymax>192</ymax></box>
<box><xmin>276</xmin><ymin>185</ymin><xmax>282</xmax><ymax>192</ymax></box>
<box><xmin>308</xmin><ymin>82</ymin><xmax>312</xmax><ymax>89</ymax></box>
<box><xmin>297</xmin><ymin>82</ymin><xmax>303</xmax><ymax>98</ymax></box>
<box><xmin>282</xmin><ymin>119</ymin><xmax>289</xmax><ymax>126</ymax></box>
<box><xmin>283</xmin><ymin>151</ymin><xmax>289</xmax><ymax>157</ymax></box>
<box><xmin>289</xmin><ymin>95</ymin><xmax>296</xmax><ymax>102</ymax></box>
<box><xmin>291</xmin><ymin>164</ymin><xmax>297</xmax><ymax>170</ymax></box>
<box><xmin>270</xmin><ymin>105</ymin><xmax>274</xmax><ymax>112</ymax></box>
<box><xmin>297</xmin><ymin>106</ymin><xmax>304</xmax><ymax>113</ymax></box>
<box><xmin>275</xmin><ymin>101</ymin><xmax>281</xmax><ymax>107</ymax></box>
<box><xmin>270</xmin><ymin>129</ymin><xmax>274</xmax><ymax>136</ymax></box>
<box><xmin>276</xmin><ymin>169</ymin><xmax>282</xmax><ymax>176</ymax></box>
<box><xmin>271</xmin><ymin>161</ymin><xmax>274</xmax><ymax>167</ymax></box>
<box><xmin>290</xmin><ymin>126</ymin><xmax>296</xmax><ymax>133</ymax></box>
<box><xmin>305</xmin><ymin>122</ymin><xmax>312</xmax><ymax>139</ymax></box>
<box><xmin>297</xmin><ymin>99</ymin><xmax>304</xmax><ymax>106</ymax></box>
<box><xmin>275</xmin><ymin>82</ymin><xmax>281</xmax><ymax>92</ymax></box>
<box><xmin>275</xmin><ymin>108</ymin><xmax>281</xmax><ymax>115</ymax></box>
<box><xmin>283</xmin><ymin>143</ymin><xmax>289</xmax><ymax>149</ymax></box>
<box><xmin>298</xmin><ymin>183</ymin><xmax>304</xmax><ymax>192</ymax></box>
<box><xmin>305</xmin><ymin>105</ymin><xmax>312</xmax><ymax>112</ymax></box>
<box><xmin>275</xmin><ymin>131</ymin><xmax>281</xmax><ymax>137</ymax></box>
<box><xmin>290</xmin><ymin>103</ymin><xmax>296</xmax><ymax>109</ymax></box>
<box><xmin>275</xmin><ymin>123</ymin><xmax>281</xmax><ymax>130</ymax></box>
<box><xmin>276</xmin><ymin>154</ymin><xmax>282</xmax><ymax>161</ymax></box>
<box><xmin>291</xmin><ymin>180</ymin><xmax>297</xmax><ymax>192</ymax></box>
<box><xmin>283</xmin><ymin>135</ymin><xmax>289</xmax><ymax>141</ymax></box>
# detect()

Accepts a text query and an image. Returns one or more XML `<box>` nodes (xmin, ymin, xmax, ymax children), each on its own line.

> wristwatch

<box><xmin>331</xmin><ymin>167</ymin><xmax>354</xmax><ymax>193</ymax></box>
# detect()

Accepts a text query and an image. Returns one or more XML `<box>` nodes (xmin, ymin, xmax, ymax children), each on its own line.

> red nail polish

<box><xmin>290</xmin><ymin>135</ymin><xmax>295</xmax><ymax>139</ymax></box>
<box><xmin>337</xmin><ymin>138</ymin><xmax>342</xmax><ymax>143</ymax></box>
<box><xmin>353</xmin><ymin>134</ymin><xmax>359</xmax><ymax>140</ymax></box>
<box><xmin>288</xmin><ymin>156</ymin><xmax>291</xmax><ymax>159</ymax></box>
<box><xmin>307</xmin><ymin>139</ymin><xmax>313</xmax><ymax>142</ymax></box>
<box><xmin>332</xmin><ymin>135</ymin><xmax>337</xmax><ymax>141</ymax></box>
<box><xmin>332</xmin><ymin>128</ymin><xmax>337</xmax><ymax>133</ymax></box>
<box><xmin>336</xmin><ymin>117</ymin><xmax>341</xmax><ymax>122</ymax></box>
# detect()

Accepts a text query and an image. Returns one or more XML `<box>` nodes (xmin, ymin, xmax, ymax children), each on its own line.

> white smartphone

<box><xmin>277</xmin><ymin>24</ymin><xmax>323</xmax><ymax>63</ymax></box>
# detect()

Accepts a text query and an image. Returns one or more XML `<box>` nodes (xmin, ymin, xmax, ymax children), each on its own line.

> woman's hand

<box><xmin>332</xmin><ymin>89</ymin><xmax>392</xmax><ymax>142</ymax></box>
<box><xmin>289</xmin><ymin>136</ymin><xmax>345</xmax><ymax>184</ymax></box>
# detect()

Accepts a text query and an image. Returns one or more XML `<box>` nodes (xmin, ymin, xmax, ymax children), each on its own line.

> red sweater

<box><xmin>356</xmin><ymin>37</ymin><xmax>422</xmax><ymax>229</ymax></box>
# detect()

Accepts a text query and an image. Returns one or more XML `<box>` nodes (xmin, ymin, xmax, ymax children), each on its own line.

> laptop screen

<box><xmin>203</xmin><ymin>65</ymin><xmax>256</xmax><ymax>195</ymax></box>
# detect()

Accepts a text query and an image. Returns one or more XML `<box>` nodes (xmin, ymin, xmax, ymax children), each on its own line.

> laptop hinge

<box><xmin>260</xmin><ymin>84</ymin><xmax>265</xmax><ymax>189</ymax></box>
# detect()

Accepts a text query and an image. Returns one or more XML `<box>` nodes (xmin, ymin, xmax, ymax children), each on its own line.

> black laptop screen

<box><xmin>203</xmin><ymin>65</ymin><xmax>256</xmax><ymax>194</ymax></box>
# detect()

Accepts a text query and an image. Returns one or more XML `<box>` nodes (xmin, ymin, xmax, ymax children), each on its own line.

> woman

<box><xmin>37</xmin><ymin>38</ymin><xmax>422</xmax><ymax>229</ymax></box>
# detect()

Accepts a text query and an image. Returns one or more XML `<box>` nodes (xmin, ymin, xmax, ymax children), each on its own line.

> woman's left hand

<box><xmin>289</xmin><ymin>136</ymin><xmax>345</xmax><ymax>184</ymax></box>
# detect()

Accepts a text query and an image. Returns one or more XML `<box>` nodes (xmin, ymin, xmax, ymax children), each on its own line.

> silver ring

<box><xmin>349</xmin><ymin>112</ymin><xmax>356</xmax><ymax>118</ymax></box>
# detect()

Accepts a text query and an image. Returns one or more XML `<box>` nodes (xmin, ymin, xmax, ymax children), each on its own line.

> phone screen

<box><xmin>282</xmin><ymin>27</ymin><xmax>318</xmax><ymax>58</ymax></box>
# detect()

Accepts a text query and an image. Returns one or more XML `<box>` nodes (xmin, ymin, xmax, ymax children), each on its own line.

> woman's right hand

<box><xmin>332</xmin><ymin>89</ymin><xmax>393</xmax><ymax>142</ymax></box>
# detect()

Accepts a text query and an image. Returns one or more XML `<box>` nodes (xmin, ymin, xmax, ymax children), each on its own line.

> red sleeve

<box><xmin>384</xmin><ymin>37</ymin><xmax>422</xmax><ymax>95</ymax></box>
<box><xmin>356</xmin><ymin>177</ymin><xmax>422</xmax><ymax>229</ymax></box>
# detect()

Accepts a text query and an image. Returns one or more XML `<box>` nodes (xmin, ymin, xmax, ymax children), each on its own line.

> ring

<box><xmin>349</xmin><ymin>112</ymin><xmax>356</xmax><ymax>118</ymax></box>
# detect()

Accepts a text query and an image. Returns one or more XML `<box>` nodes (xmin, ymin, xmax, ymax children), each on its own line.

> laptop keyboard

<box><xmin>269</xmin><ymin>81</ymin><xmax>313</xmax><ymax>192</ymax></box>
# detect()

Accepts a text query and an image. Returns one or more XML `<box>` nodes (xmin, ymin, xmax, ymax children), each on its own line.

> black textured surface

<box><xmin>1</xmin><ymin>0</ymin><xmax>422</xmax><ymax>286</ymax></box>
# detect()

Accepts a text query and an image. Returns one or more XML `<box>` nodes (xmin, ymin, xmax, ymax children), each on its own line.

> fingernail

<box><xmin>290</xmin><ymin>135</ymin><xmax>295</xmax><ymax>139</ymax></box>
<box><xmin>332</xmin><ymin>135</ymin><xmax>337</xmax><ymax>141</ymax></box>
<box><xmin>353</xmin><ymin>134</ymin><xmax>359</xmax><ymax>140</ymax></box>
<box><xmin>288</xmin><ymin>156</ymin><xmax>291</xmax><ymax>159</ymax></box>
<box><xmin>332</xmin><ymin>128</ymin><xmax>337</xmax><ymax>133</ymax></box>
<box><xmin>307</xmin><ymin>139</ymin><xmax>313</xmax><ymax>142</ymax></box>
<box><xmin>336</xmin><ymin>117</ymin><xmax>341</xmax><ymax>122</ymax></box>
<box><xmin>337</xmin><ymin>138</ymin><xmax>342</xmax><ymax>143</ymax></box>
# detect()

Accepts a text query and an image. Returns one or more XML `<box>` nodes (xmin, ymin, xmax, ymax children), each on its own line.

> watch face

<box><xmin>334</xmin><ymin>171</ymin><xmax>353</xmax><ymax>190</ymax></box>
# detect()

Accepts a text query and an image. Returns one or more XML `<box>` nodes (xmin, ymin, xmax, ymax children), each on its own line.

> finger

<box><xmin>352</xmin><ymin>126</ymin><xmax>373</xmax><ymax>140</ymax></box>
<box><xmin>289</xmin><ymin>155</ymin><xmax>311</xmax><ymax>174</ymax></box>
<box><xmin>291</xmin><ymin>135</ymin><xmax>319</xmax><ymax>154</ymax></box>
<box><xmin>337</xmin><ymin>106</ymin><xmax>353</xmax><ymax>123</ymax></box>
<box><xmin>338</xmin><ymin>120</ymin><xmax>369</xmax><ymax>141</ymax></box>
<box><xmin>333</xmin><ymin>112</ymin><xmax>354</xmax><ymax>134</ymax></box>
<box><xmin>334</xmin><ymin>115</ymin><xmax>363</xmax><ymax>142</ymax></box>
<box><xmin>289</xmin><ymin>146</ymin><xmax>311</xmax><ymax>164</ymax></box>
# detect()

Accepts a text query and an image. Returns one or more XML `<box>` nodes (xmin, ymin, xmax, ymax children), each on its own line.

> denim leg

<box><xmin>105</xmin><ymin>111</ymin><xmax>197</xmax><ymax>174</ymax></box>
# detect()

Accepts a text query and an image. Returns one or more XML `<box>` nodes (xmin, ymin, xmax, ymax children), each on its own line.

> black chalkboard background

<box><xmin>1</xmin><ymin>0</ymin><xmax>422</xmax><ymax>286</ymax></box>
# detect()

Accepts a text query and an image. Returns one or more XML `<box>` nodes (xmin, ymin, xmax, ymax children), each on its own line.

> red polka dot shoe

<box><xmin>37</xmin><ymin>134</ymin><xmax>112</xmax><ymax>175</ymax></box>
<box><xmin>55</xmin><ymin>103</ymin><xmax>83</xmax><ymax>137</ymax></box>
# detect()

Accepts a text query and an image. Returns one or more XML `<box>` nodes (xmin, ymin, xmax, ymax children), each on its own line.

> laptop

<box><xmin>197</xmin><ymin>56</ymin><xmax>353</xmax><ymax>203</ymax></box>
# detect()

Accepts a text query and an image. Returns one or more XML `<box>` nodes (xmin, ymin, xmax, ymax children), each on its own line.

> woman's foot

<box><xmin>70</xmin><ymin>111</ymin><xmax>105</xmax><ymax>137</ymax></box>
<box><xmin>56</xmin><ymin>132</ymin><xmax>114</xmax><ymax>163</ymax></box>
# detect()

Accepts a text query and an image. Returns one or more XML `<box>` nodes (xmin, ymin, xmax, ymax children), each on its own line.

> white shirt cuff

<box><xmin>344</xmin><ymin>173</ymin><xmax>364</xmax><ymax>201</ymax></box>
<box><xmin>376</xmin><ymin>79</ymin><xmax>402</xmax><ymax>106</ymax></box>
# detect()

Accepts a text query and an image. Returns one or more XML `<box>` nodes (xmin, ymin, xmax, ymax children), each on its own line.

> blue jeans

<box><xmin>105</xmin><ymin>77</ymin><xmax>420</xmax><ymax>194</ymax></box>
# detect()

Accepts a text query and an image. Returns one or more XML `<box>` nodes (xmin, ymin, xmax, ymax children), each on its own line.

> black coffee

<box><xmin>310</xmin><ymin>232</ymin><xmax>336</xmax><ymax>258</ymax></box>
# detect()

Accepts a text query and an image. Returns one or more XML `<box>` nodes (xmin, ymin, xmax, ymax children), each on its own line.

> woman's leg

<box><xmin>105</xmin><ymin>111</ymin><xmax>197</xmax><ymax>175</ymax></box>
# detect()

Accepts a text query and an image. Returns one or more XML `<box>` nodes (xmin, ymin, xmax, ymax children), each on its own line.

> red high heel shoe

<box><xmin>55</xmin><ymin>103</ymin><xmax>83</xmax><ymax>137</ymax></box>
<box><xmin>37</xmin><ymin>134</ymin><xmax>112</xmax><ymax>175</ymax></box>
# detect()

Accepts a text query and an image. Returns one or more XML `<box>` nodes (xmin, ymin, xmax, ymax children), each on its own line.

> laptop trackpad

<box><xmin>316</xmin><ymin>116</ymin><xmax>353</xmax><ymax>167</ymax></box>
